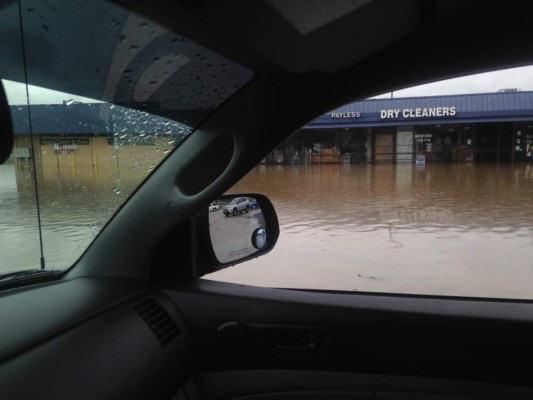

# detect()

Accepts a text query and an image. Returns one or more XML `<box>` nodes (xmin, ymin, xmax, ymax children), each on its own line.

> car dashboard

<box><xmin>3</xmin><ymin>277</ymin><xmax>533</xmax><ymax>400</ymax></box>
<box><xmin>0</xmin><ymin>277</ymin><xmax>193</xmax><ymax>399</ymax></box>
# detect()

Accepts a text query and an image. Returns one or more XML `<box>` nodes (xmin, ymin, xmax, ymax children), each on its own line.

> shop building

<box><xmin>9</xmin><ymin>90</ymin><xmax>533</xmax><ymax>168</ymax></box>
<box><xmin>264</xmin><ymin>90</ymin><xmax>533</xmax><ymax>164</ymax></box>
<box><xmin>9</xmin><ymin>102</ymin><xmax>190</xmax><ymax>173</ymax></box>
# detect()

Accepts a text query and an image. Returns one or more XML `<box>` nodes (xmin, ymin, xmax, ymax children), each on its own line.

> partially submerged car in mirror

<box><xmin>3</xmin><ymin>1</ymin><xmax>533</xmax><ymax>400</ymax></box>
<box><xmin>222</xmin><ymin>197</ymin><xmax>251</xmax><ymax>217</ymax></box>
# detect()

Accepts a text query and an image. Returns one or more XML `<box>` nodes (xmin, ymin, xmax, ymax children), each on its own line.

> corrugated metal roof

<box><xmin>10</xmin><ymin>103</ymin><xmax>191</xmax><ymax>136</ymax></box>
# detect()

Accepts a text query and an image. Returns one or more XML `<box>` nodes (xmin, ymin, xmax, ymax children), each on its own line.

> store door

<box><xmin>374</xmin><ymin>133</ymin><xmax>394</xmax><ymax>163</ymax></box>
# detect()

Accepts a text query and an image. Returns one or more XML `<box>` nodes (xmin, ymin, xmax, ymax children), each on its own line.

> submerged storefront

<box><xmin>9</xmin><ymin>102</ymin><xmax>191</xmax><ymax>172</ymax></box>
<box><xmin>264</xmin><ymin>91</ymin><xmax>533</xmax><ymax>164</ymax></box>
<box><xmin>9</xmin><ymin>90</ymin><xmax>533</xmax><ymax>167</ymax></box>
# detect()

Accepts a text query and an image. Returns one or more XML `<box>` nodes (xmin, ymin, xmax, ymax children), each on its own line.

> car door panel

<box><xmin>195</xmin><ymin>370</ymin><xmax>533</xmax><ymax>400</ymax></box>
<box><xmin>165</xmin><ymin>280</ymin><xmax>533</xmax><ymax>389</ymax></box>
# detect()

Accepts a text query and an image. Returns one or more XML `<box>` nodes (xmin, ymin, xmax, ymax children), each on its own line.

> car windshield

<box><xmin>0</xmin><ymin>0</ymin><xmax>252</xmax><ymax>274</ymax></box>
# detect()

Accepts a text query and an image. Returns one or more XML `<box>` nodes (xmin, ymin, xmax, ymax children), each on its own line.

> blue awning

<box><xmin>306</xmin><ymin>91</ymin><xmax>533</xmax><ymax>129</ymax></box>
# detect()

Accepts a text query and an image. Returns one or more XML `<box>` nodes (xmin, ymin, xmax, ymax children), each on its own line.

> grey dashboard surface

<box><xmin>0</xmin><ymin>277</ymin><xmax>193</xmax><ymax>400</ymax></box>
<box><xmin>0</xmin><ymin>277</ymin><xmax>150</xmax><ymax>362</ymax></box>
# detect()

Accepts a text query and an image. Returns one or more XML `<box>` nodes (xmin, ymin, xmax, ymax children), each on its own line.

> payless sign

<box><xmin>380</xmin><ymin>106</ymin><xmax>457</xmax><ymax>119</ymax></box>
<box><xmin>331</xmin><ymin>111</ymin><xmax>361</xmax><ymax>118</ymax></box>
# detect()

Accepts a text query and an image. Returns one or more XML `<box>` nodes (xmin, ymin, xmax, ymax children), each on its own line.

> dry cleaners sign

<box><xmin>380</xmin><ymin>106</ymin><xmax>456</xmax><ymax>119</ymax></box>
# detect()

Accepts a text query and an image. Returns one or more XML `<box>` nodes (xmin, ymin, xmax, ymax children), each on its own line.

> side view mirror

<box><xmin>199</xmin><ymin>193</ymin><xmax>279</xmax><ymax>274</ymax></box>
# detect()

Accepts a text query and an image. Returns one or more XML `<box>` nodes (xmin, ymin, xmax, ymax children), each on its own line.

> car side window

<box><xmin>0</xmin><ymin>0</ymin><xmax>252</xmax><ymax>276</ymax></box>
<box><xmin>206</xmin><ymin>66</ymin><xmax>533</xmax><ymax>300</ymax></box>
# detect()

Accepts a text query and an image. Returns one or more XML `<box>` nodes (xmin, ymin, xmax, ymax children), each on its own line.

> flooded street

<box><xmin>2</xmin><ymin>161</ymin><xmax>533</xmax><ymax>298</ymax></box>
<box><xmin>0</xmin><ymin>164</ymin><xmax>137</xmax><ymax>271</ymax></box>
<box><xmin>208</xmin><ymin>163</ymin><xmax>533</xmax><ymax>298</ymax></box>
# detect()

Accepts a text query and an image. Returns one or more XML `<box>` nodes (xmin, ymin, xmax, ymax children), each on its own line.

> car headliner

<box><xmin>4</xmin><ymin>0</ymin><xmax>533</xmax><ymax>122</ymax></box>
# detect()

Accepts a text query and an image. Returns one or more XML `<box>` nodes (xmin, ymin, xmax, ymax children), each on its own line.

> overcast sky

<box><xmin>2</xmin><ymin>79</ymin><xmax>103</xmax><ymax>105</ymax></box>
<box><xmin>4</xmin><ymin>64</ymin><xmax>533</xmax><ymax>105</ymax></box>
<box><xmin>371</xmin><ymin>65</ymin><xmax>533</xmax><ymax>99</ymax></box>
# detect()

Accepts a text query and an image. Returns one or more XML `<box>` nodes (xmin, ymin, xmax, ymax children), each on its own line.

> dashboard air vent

<box><xmin>133</xmin><ymin>297</ymin><xmax>181</xmax><ymax>347</ymax></box>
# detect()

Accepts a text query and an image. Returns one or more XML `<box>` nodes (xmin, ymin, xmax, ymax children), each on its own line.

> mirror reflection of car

<box><xmin>209</xmin><ymin>203</ymin><xmax>220</xmax><ymax>212</ymax></box>
<box><xmin>223</xmin><ymin>197</ymin><xmax>250</xmax><ymax>216</ymax></box>
<box><xmin>206</xmin><ymin>193</ymin><xmax>279</xmax><ymax>267</ymax></box>
<box><xmin>249</xmin><ymin>199</ymin><xmax>259</xmax><ymax>210</ymax></box>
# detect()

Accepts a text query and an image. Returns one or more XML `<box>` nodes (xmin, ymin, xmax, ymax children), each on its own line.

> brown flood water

<box><xmin>207</xmin><ymin>163</ymin><xmax>533</xmax><ymax>299</ymax></box>
<box><xmin>2</xmin><ymin>161</ymin><xmax>533</xmax><ymax>299</ymax></box>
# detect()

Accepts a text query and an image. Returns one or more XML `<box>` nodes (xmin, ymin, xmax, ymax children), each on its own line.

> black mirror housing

<box><xmin>196</xmin><ymin>193</ymin><xmax>279</xmax><ymax>277</ymax></box>
<box><xmin>0</xmin><ymin>80</ymin><xmax>14</xmax><ymax>165</ymax></box>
